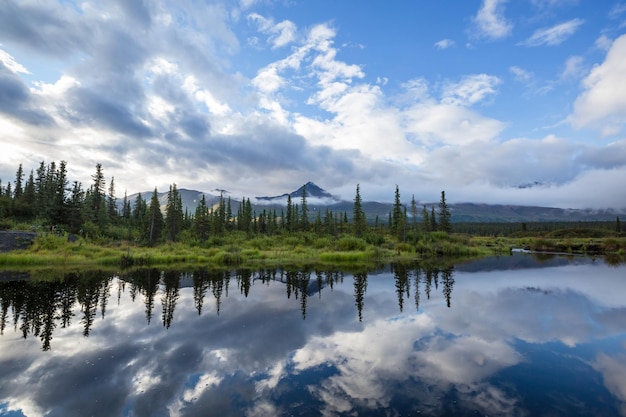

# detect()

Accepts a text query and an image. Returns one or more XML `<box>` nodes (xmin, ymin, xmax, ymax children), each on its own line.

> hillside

<box><xmin>122</xmin><ymin>183</ymin><xmax>625</xmax><ymax>223</ymax></box>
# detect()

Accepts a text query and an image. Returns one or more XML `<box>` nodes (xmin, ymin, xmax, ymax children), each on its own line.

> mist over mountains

<box><xmin>124</xmin><ymin>182</ymin><xmax>625</xmax><ymax>223</ymax></box>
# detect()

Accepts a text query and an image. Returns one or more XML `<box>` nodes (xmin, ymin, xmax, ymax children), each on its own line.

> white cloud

<box><xmin>434</xmin><ymin>39</ymin><xmax>455</xmax><ymax>49</ymax></box>
<box><xmin>560</xmin><ymin>55</ymin><xmax>585</xmax><ymax>80</ymax></box>
<box><xmin>509</xmin><ymin>66</ymin><xmax>533</xmax><ymax>83</ymax></box>
<box><xmin>592</xmin><ymin>353</ymin><xmax>626</xmax><ymax>415</ymax></box>
<box><xmin>519</xmin><ymin>18</ymin><xmax>584</xmax><ymax>47</ymax></box>
<box><xmin>441</xmin><ymin>74</ymin><xmax>502</xmax><ymax>106</ymax></box>
<box><xmin>530</xmin><ymin>0</ymin><xmax>579</xmax><ymax>9</ymax></box>
<box><xmin>247</xmin><ymin>13</ymin><xmax>297</xmax><ymax>49</ymax></box>
<box><xmin>471</xmin><ymin>0</ymin><xmax>513</xmax><ymax>40</ymax></box>
<box><xmin>595</xmin><ymin>34</ymin><xmax>613</xmax><ymax>51</ymax></box>
<box><xmin>0</xmin><ymin>48</ymin><xmax>30</xmax><ymax>74</ymax></box>
<box><xmin>570</xmin><ymin>34</ymin><xmax>626</xmax><ymax>135</ymax></box>
<box><xmin>609</xmin><ymin>3</ymin><xmax>626</xmax><ymax>19</ymax></box>
<box><xmin>251</xmin><ymin>65</ymin><xmax>284</xmax><ymax>94</ymax></box>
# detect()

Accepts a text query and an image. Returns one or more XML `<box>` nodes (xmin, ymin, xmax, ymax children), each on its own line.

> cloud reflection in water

<box><xmin>0</xmin><ymin>256</ymin><xmax>625</xmax><ymax>416</ymax></box>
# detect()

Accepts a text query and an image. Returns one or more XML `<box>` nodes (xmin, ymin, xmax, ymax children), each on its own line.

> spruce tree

<box><xmin>146</xmin><ymin>188</ymin><xmax>164</xmax><ymax>244</ymax></box>
<box><xmin>353</xmin><ymin>184</ymin><xmax>367</xmax><ymax>237</ymax></box>
<box><xmin>91</xmin><ymin>163</ymin><xmax>107</xmax><ymax>229</ymax></box>
<box><xmin>107</xmin><ymin>176</ymin><xmax>118</xmax><ymax>221</ymax></box>
<box><xmin>22</xmin><ymin>171</ymin><xmax>36</xmax><ymax>217</ymax></box>
<box><xmin>194</xmin><ymin>194</ymin><xmax>210</xmax><ymax>241</ymax></box>
<box><xmin>430</xmin><ymin>206</ymin><xmax>437</xmax><ymax>231</ymax></box>
<box><xmin>300</xmin><ymin>184</ymin><xmax>309</xmax><ymax>232</ymax></box>
<box><xmin>122</xmin><ymin>191</ymin><xmax>131</xmax><ymax>220</ymax></box>
<box><xmin>50</xmin><ymin>160</ymin><xmax>69</xmax><ymax>226</ymax></box>
<box><xmin>34</xmin><ymin>161</ymin><xmax>46</xmax><ymax>217</ymax></box>
<box><xmin>392</xmin><ymin>185</ymin><xmax>404</xmax><ymax>239</ymax></box>
<box><xmin>68</xmin><ymin>181</ymin><xmax>84</xmax><ymax>233</ymax></box>
<box><xmin>13</xmin><ymin>164</ymin><xmax>24</xmax><ymax>200</ymax></box>
<box><xmin>165</xmin><ymin>183</ymin><xmax>183</xmax><ymax>241</ymax></box>
<box><xmin>438</xmin><ymin>191</ymin><xmax>451</xmax><ymax>233</ymax></box>
<box><xmin>410</xmin><ymin>194</ymin><xmax>418</xmax><ymax>234</ymax></box>
<box><xmin>286</xmin><ymin>195</ymin><xmax>293</xmax><ymax>232</ymax></box>
<box><xmin>422</xmin><ymin>205</ymin><xmax>430</xmax><ymax>232</ymax></box>
<box><xmin>132</xmin><ymin>193</ymin><xmax>147</xmax><ymax>227</ymax></box>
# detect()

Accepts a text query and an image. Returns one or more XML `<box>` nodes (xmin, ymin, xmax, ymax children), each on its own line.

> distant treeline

<box><xmin>453</xmin><ymin>221</ymin><xmax>622</xmax><ymax>237</ymax></box>
<box><xmin>0</xmin><ymin>161</ymin><xmax>453</xmax><ymax>244</ymax></box>
<box><xmin>1</xmin><ymin>160</ymin><xmax>621</xmax><ymax>244</ymax></box>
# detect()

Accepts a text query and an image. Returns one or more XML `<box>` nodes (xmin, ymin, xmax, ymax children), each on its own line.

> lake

<box><xmin>1</xmin><ymin>254</ymin><xmax>625</xmax><ymax>416</ymax></box>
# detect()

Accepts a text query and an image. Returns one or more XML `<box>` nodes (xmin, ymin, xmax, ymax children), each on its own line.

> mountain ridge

<box><xmin>120</xmin><ymin>183</ymin><xmax>625</xmax><ymax>222</ymax></box>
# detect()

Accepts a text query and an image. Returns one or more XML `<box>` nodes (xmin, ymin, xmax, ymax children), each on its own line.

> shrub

<box><xmin>395</xmin><ymin>243</ymin><xmax>413</xmax><ymax>253</ymax></box>
<box><xmin>33</xmin><ymin>233</ymin><xmax>66</xmax><ymax>251</ymax></box>
<box><xmin>249</xmin><ymin>236</ymin><xmax>274</xmax><ymax>250</ymax></box>
<box><xmin>337</xmin><ymin>236</ymin><xmax>366</xmax><ymax>251</ymax></box>
<box><xmin>313</xmin><ymin>237</ymin><xmax>334</xmax><ymax>249</ymax></box>
<box><xmin>364</xmin><ymin>233</ymin><xmax>385</xmax><ymax>245</ymax></box>
<box><xmin>602</xmin><ymin>238</ymin><xmax>620</xmax><ymax>252</ymax></box>
<box><xmin>283</xmin><ymin>235</ymin><xmax>305</xmax><ymax>247</ymax></box>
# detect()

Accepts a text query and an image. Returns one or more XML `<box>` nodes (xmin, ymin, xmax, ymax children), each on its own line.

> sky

<box><xmin>0</xmin><ymin>0</ymin><xmax>625</xmax><ymax>209</ymax></box>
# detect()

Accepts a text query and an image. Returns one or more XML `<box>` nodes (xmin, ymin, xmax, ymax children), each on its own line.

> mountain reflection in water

<box><xmin>0</xmin><ymin>254</ymin><xmax>625</xmax><ymax>417</ymax></box>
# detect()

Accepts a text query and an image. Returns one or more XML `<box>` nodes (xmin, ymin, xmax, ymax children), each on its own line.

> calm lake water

<box><xmin>1</xmin><ymin>254</ymin><xmax>625</xmax><ymax>417</ymax></box>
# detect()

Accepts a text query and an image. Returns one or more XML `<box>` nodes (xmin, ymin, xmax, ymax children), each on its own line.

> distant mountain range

<box><xmin>122</xmin><ymin>182</ymin><xmax>625</xmax><ymax>223</ymax></box>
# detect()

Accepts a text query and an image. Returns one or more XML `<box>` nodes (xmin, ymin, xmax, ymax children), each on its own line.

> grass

<box><xmin>1</xmin><ymin>230</ymin><xmax>624</xmax><ymax>270</ymax></box>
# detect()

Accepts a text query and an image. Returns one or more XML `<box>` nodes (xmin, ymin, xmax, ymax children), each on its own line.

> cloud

<box><xmin>530</xmin><ymin>0</ymin><xmax>579</xmax><ymax>9</ymax></box>
<box><xmin>0</xmin><ymin>1</ymin><xmax>92</xmax><ymax>56</ymax></box>
<box><xmin>2</xmin><ymin>261</ymin><xmax>626</xmax><ymax>416</ymax></box>
<box><xmin>0</xmin><ymin>48</ymin><xmax>30</xmax><ymax>74</ymax></box>
<box><xmin>0</xmin><ymin>0</ymin><xmax>623</xmax><ymax>210</ymax></box>
<box><xmin>509</xmin><ymin>66</ymin><xmax>533</xmax><ymax>83</ymax></box>
<box><xmin>592</xmin><ymin>353</ymin><xmax>626</xmax><ymax>415</ymax></box>
<box><xmin>595</xmin><ymin>34</ymin><xmax>613</xmax><ymax>51</ymax></box>
<box><xmin>248</xmin><ymin>13</ymin><xmax>297</xmax><ymax>49</ymax></box>
<box><xmin>0</xmin><ymin>61</ymin><xmax>55</xmax><ymax>126</ymax></box>
<box><xmin>434</xmin><ymin>39</ymin><xmax>455</xmax><ymax>49</ymax></box>
<box><xmin>569</xmin><ymin>34</ymin><xmax>626</xmax><ymax>135</ymax></box>
<box><xmin>560</xmin><ymin>55</ymin><xmax>585</xmax><ymax>80</ymax></box>
<box><xmin>441</xmin><ymin>74</ymin><xmax>502</xmax><ymax>106</ymax></box>
<box><xmin>471</xmin><ymin>0</ymin><xmax>513</xmax><ymax>40</ymax></box>
<box><xmin>519</xmin><ymin>18</ymin><xmax>584</xmax><ymax>47</ymax></box>
<box><xmin>609</xmin><ymin>3</ymin><xmax>626</xmax><ymax>19</ymax></box>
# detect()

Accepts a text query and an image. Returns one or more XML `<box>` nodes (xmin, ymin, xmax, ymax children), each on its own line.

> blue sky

<box><xmin>1</xmin><ymin>0</ymin><xmax>625</xmax><ymax>209</ymax></box>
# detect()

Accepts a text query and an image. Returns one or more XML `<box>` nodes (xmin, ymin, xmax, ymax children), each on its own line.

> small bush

<box><xmin>338</xmin><ymin>236</ymin><xmax>366</xmax><ymax>251</ymax></box>
<box><xmin>395</xmin><ymin>243</ymin><xmax>413</xmax><ymax>253</ymax></box>
<box><xmin>283</xmin><ymin>235</ymin><xmax>305</xmax><ymax>247</ymax></box>
<box><xmin>364</xmin><ymin>233</ymin><xmax>385</xmax><ymax>245</ymax></box>
<box><xmin>33</xmin><ymin>234</ymin><xmax>66</xmax><ymax>251</ymax></box>
<box><xmin>602</xmin><ymin>238</ymin><xmax>620</xmax><ymax>252</ymax></box>
<box><xmin>212</xmin><ymin>250</ymin><xmax>242</xmax><ymax>265</ymax></box>
<box><xmin>249</xmin><ymin>236</ymin><xmax>274</xmax><ymax>250</ymax></box>
<box><xmin>313</xmin><ymin>237</ymin><xmax>334</xmax><ymax>249</ymax></box>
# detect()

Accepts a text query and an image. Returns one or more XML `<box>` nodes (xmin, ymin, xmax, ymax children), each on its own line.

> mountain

<box><xmin>121</xmin><ymin>183</ymin><xmax>625</xmax><ymax>223</ymax></box>
<box><xmin>255</xmin><ymin>181</ymin><xmax>340</xmax><ymax>203</ymax></box>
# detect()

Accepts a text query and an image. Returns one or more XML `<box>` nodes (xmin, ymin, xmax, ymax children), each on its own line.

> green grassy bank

<box><xmin>1</xmin><ymin>230</ymin><xmax>624</xmax><ymax>270</ymax></box>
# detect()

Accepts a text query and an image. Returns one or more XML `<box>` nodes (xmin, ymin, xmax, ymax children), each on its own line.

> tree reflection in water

<box><xmin>0</xmin><ymin>264</ymin><xmax>455</xmax><ymax>350</ymax></box>
<box><xmin>1</xmin><ymin>257</ymin><xmax>624</xmax><ymax>417</ymax></box>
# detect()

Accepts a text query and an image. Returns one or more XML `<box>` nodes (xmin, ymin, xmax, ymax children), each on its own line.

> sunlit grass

<box><xmin>1</xmin><ymin>230</ymin><xmax>624</xmax><ymax>269</ymax></box>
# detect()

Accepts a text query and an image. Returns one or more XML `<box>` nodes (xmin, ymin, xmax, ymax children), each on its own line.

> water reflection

<box><xmin>0</xmin><ymin>254</ymin><xmax>625</xmax><ymax>416</ymax></box>
<box><xmin>0</xmin><ymin>264</ymin><xmax>462</xmax><ymax>349</ymax></box>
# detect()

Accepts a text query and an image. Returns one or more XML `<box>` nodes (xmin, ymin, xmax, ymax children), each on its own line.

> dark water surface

<box><xmin>1</xmin><ymin>254</ymin><xmax>625</xmax><ymax>416</ymax></box>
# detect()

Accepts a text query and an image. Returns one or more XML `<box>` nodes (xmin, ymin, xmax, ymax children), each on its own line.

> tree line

<box><xmin>0</xmin><ymin>161</ymin><xmax>453</xmax><ymax>244</ymax></box>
